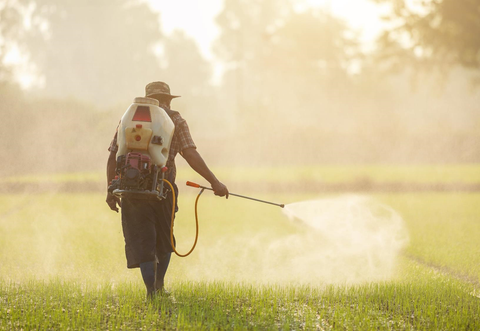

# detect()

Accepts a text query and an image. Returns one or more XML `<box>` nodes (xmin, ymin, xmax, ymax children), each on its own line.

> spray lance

<box><xmin>186</xmin><ymin>181</ymin><xmax>285</xmax><ymax>208</ymax></box>
<box><xmin>163</xmin><ymin>180</ymin><xmax>285</xmax><ymax>257</ymax></box>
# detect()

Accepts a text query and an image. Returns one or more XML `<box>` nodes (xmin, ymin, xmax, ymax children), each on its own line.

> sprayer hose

<box><xmin>163</xmin><ymin>179</ymin><xmax>201</xmax><ymax>257</ymax></box>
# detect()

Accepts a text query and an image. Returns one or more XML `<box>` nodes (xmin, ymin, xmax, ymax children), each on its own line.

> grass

<box><xmin>1</xmin><ymin>165</ymin><xmax>480</xmax><ymax>330</ymax></box>
<box><xmin>204</xmin><ymin>164</ymin><xmax>480</xmax><ymax>185</ymax></box>
<box><xmin>1</xmin><ymin>163</ymin><xmax>480</xmax><ymax>185</ymax></box>
<box><xmin>1</xmin><ymin>261</ymin><xmax>479</xmax><ymax>330</ymax></box>
<box><xmin>378</xmin><ymin>193</ymin><xmax>480</xmax><ymax>281</ymax></box>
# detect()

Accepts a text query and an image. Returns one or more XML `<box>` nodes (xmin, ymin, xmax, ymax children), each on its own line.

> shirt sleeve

<box><xmin>108</xmin><ymin>122</ymin><xmax>120</xmax><ymax>153</ymax></box>
<box><xmin>176</xmin><ymin>118</ymin><xmax>197</xmax><ymax>152</ymax></box>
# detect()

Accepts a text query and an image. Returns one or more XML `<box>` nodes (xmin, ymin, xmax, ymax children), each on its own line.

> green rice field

<box><xmin>2</xmin><ymin>163</ymin><xmax>480</xmax><ymax>185</ymax></box>
<box><xmin>1</xmin><ymin>165</ymin><xmax>479</xmax><ymax>330</ymax></box>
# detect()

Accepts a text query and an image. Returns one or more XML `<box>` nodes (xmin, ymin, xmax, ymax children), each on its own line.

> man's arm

<box><xmin>106</xmin><ymin>151</ymin><xmax>121</xmax><ymax>212</ymax></box>
<box><xmin>181</xmin><ymin>147</ymin><xmax>229</xmax><ymax>198</ymax></box>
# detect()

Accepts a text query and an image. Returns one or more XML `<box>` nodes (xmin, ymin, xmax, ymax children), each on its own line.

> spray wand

<box><xmin>186</xmin><ymin>181</ymin><xmax>285</xmax><ymax>208</ymax></box>
<box><xmin>163</xmin><ymin>180</ymin><xmax>285</xmax><ymax>258</ymax></box>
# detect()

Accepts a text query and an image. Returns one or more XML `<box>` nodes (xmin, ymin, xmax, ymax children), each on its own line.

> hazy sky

<box><xmin>8</xmin><ymin>0</ymin><xmax>388</xmax><ymax>88</ymax></box>
<box><xmin>149</xmin><ymin>0</ymin><xmax>388</xmax><ymax>60</ymax></box>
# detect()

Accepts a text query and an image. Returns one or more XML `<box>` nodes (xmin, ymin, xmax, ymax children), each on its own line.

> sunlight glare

<box><xmin>148</xmin><ymin>0</ymin><xmax>222</xmax><ymax>60</ymax></box>
<box><xmin>303</xmin><ymin>0</ymin><xmax>388</xmax><ymax>43</ymax></box>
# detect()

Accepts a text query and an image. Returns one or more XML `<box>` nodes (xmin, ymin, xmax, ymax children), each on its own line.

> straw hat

<box><xmin>145</xmin><ymin>81</ymin><xmax>180</xmax><ymax>99</ymax></box>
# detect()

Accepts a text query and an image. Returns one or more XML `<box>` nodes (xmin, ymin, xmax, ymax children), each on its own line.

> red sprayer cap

<box><xmin>186</xmin><ymin>181</ymin><xmax>201</xmax><ymax>188</ymax></box>
<box><xmin>161</xmin><ymin>166</ymin><xmax>168</xmax><ymax>173</ymax></box>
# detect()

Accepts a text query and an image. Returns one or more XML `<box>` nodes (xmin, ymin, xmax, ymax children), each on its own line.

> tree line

<box><xmin>0</xmin><ymin>0</ymin><xmax>479</xmax><ymax>176</ymax></box>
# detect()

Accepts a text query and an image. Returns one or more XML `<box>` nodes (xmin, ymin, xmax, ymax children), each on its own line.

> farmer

<box><xmin>106</xmin><ymin>81</ymin><xmax>228</xmax><ymax>298</ymax></box>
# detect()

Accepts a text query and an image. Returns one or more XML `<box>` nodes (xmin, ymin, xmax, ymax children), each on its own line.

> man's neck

<box><xmin>158</xmin><ymin>102</ymin><xmax>170</xmax><ymax>110</ymax></box>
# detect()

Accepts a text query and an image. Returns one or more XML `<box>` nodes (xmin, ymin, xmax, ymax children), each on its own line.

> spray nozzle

<box><xmin>186</xmin><ymin>181</ymin><xmax>201</xmax><ymax>188</ymax></box>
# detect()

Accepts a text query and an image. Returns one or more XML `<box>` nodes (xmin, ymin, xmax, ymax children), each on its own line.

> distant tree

<box><xmin>161</xmin><ymin>30</ymin><xmax>212</xmax><ymax>98</ymax></box>
<box><xmin>214</xmin><ymin>0</ymin><xmax>357</xmax><ymax>127</ymax></box>
<box><xmin>214</xmin><ymin>0</ymin><xmax>293</xmax><ymax>109</ymax></box>
<box><xmin>373</xmin><ymin>0</ymin><xmax>480</xmax><ymax>72</ymax></box>
<box><xmin>159</xmin><ymin>30</ymin><xmax>220</xmax><ymax>131</ymax></box>
<box><xmin>266</xmin><ymin>10</ymin><xmax>355</xmax><ymax>100</ymax></box>
<box><xmin>0</xmin><ymin>0</ymin><xmax>26</xmax><ymax>82</ymax></box>
<box><xmin>1</xmin><ymin>0</ymin><xmax>164</xmax><ymax>105</ymax></box>
<box><xmin>215</xmin><ymin>0</ymin><xmax>292</xmax><ymax>63</ymax></box>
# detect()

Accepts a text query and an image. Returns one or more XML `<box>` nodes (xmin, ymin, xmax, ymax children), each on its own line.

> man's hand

<box><xmin>106</xmin><ymin>193</ymin><xmax>121</xmax><ymax>212</ymax></box>
<box><xmin>212</xmin><ymin>181</ymin><xmax>229</xmax><ymax>198</ymax></box>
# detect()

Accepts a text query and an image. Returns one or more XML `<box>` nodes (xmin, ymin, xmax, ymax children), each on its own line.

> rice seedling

<box><xmin>1</xmin><ymin>165</ymin><xmax>479</xmax><ymax>330</ymax></box>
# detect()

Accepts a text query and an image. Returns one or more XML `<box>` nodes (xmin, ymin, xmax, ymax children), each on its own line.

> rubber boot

<box><xmin>155</xmin><ymin>252</ymin><xmax>171</xmax><ymax>294</ymax></box>
<box><xmin>140</xmin><ymin>261</ymin><xmax>157</xmax><ymax>300</ymax></box>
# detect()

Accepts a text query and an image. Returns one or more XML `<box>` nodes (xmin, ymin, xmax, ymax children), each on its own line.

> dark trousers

<box><xmin>140</xmin><ymin>252</ymin><xmax>171</xmax><ymax>292</ymax></box>
<box><xmin>121</xmin><ymin>183</ymin><xmax>178</xmax><ymax>269</ymax></box>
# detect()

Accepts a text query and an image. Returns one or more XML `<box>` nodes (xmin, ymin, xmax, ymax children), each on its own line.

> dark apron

<box><xmin>121</xmin><ymin>183</ymin><xmax>178</xmax><ymax>268</ymax></box>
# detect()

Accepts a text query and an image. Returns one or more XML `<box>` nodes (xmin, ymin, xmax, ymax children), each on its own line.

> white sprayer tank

<box><xmin>116</xmin><ymin>97</ymin><xmax>175</xmax><ymax>167</ymax></box>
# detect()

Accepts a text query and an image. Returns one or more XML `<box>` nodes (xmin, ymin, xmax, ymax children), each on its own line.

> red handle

<box><xmin>186</xmin><ymin>181</ymin><xmax>201</xmax><ymax>188</ymax></box>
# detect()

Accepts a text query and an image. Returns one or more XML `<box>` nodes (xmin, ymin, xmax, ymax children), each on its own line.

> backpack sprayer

<box><xmin>108</xmin><ymin>96</ymin><xmax>175</xmax><ymax>201</ymax></box>
<box><xmin>108</xmin><ymin>96</ymin><xmax>285</xmax><ymax>257</ymax></box>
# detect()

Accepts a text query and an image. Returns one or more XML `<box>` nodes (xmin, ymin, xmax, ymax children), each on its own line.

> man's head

<box><xmin>145</xmin><ymin>81</ymin><xmax>180</xmax><ymax>109</ymax></box>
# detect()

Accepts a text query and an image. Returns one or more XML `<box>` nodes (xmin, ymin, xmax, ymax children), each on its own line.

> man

<box><xmin>106</xmin><ymin>81</ymin><xmax>228</xmax><ymax>298</ymax></box>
